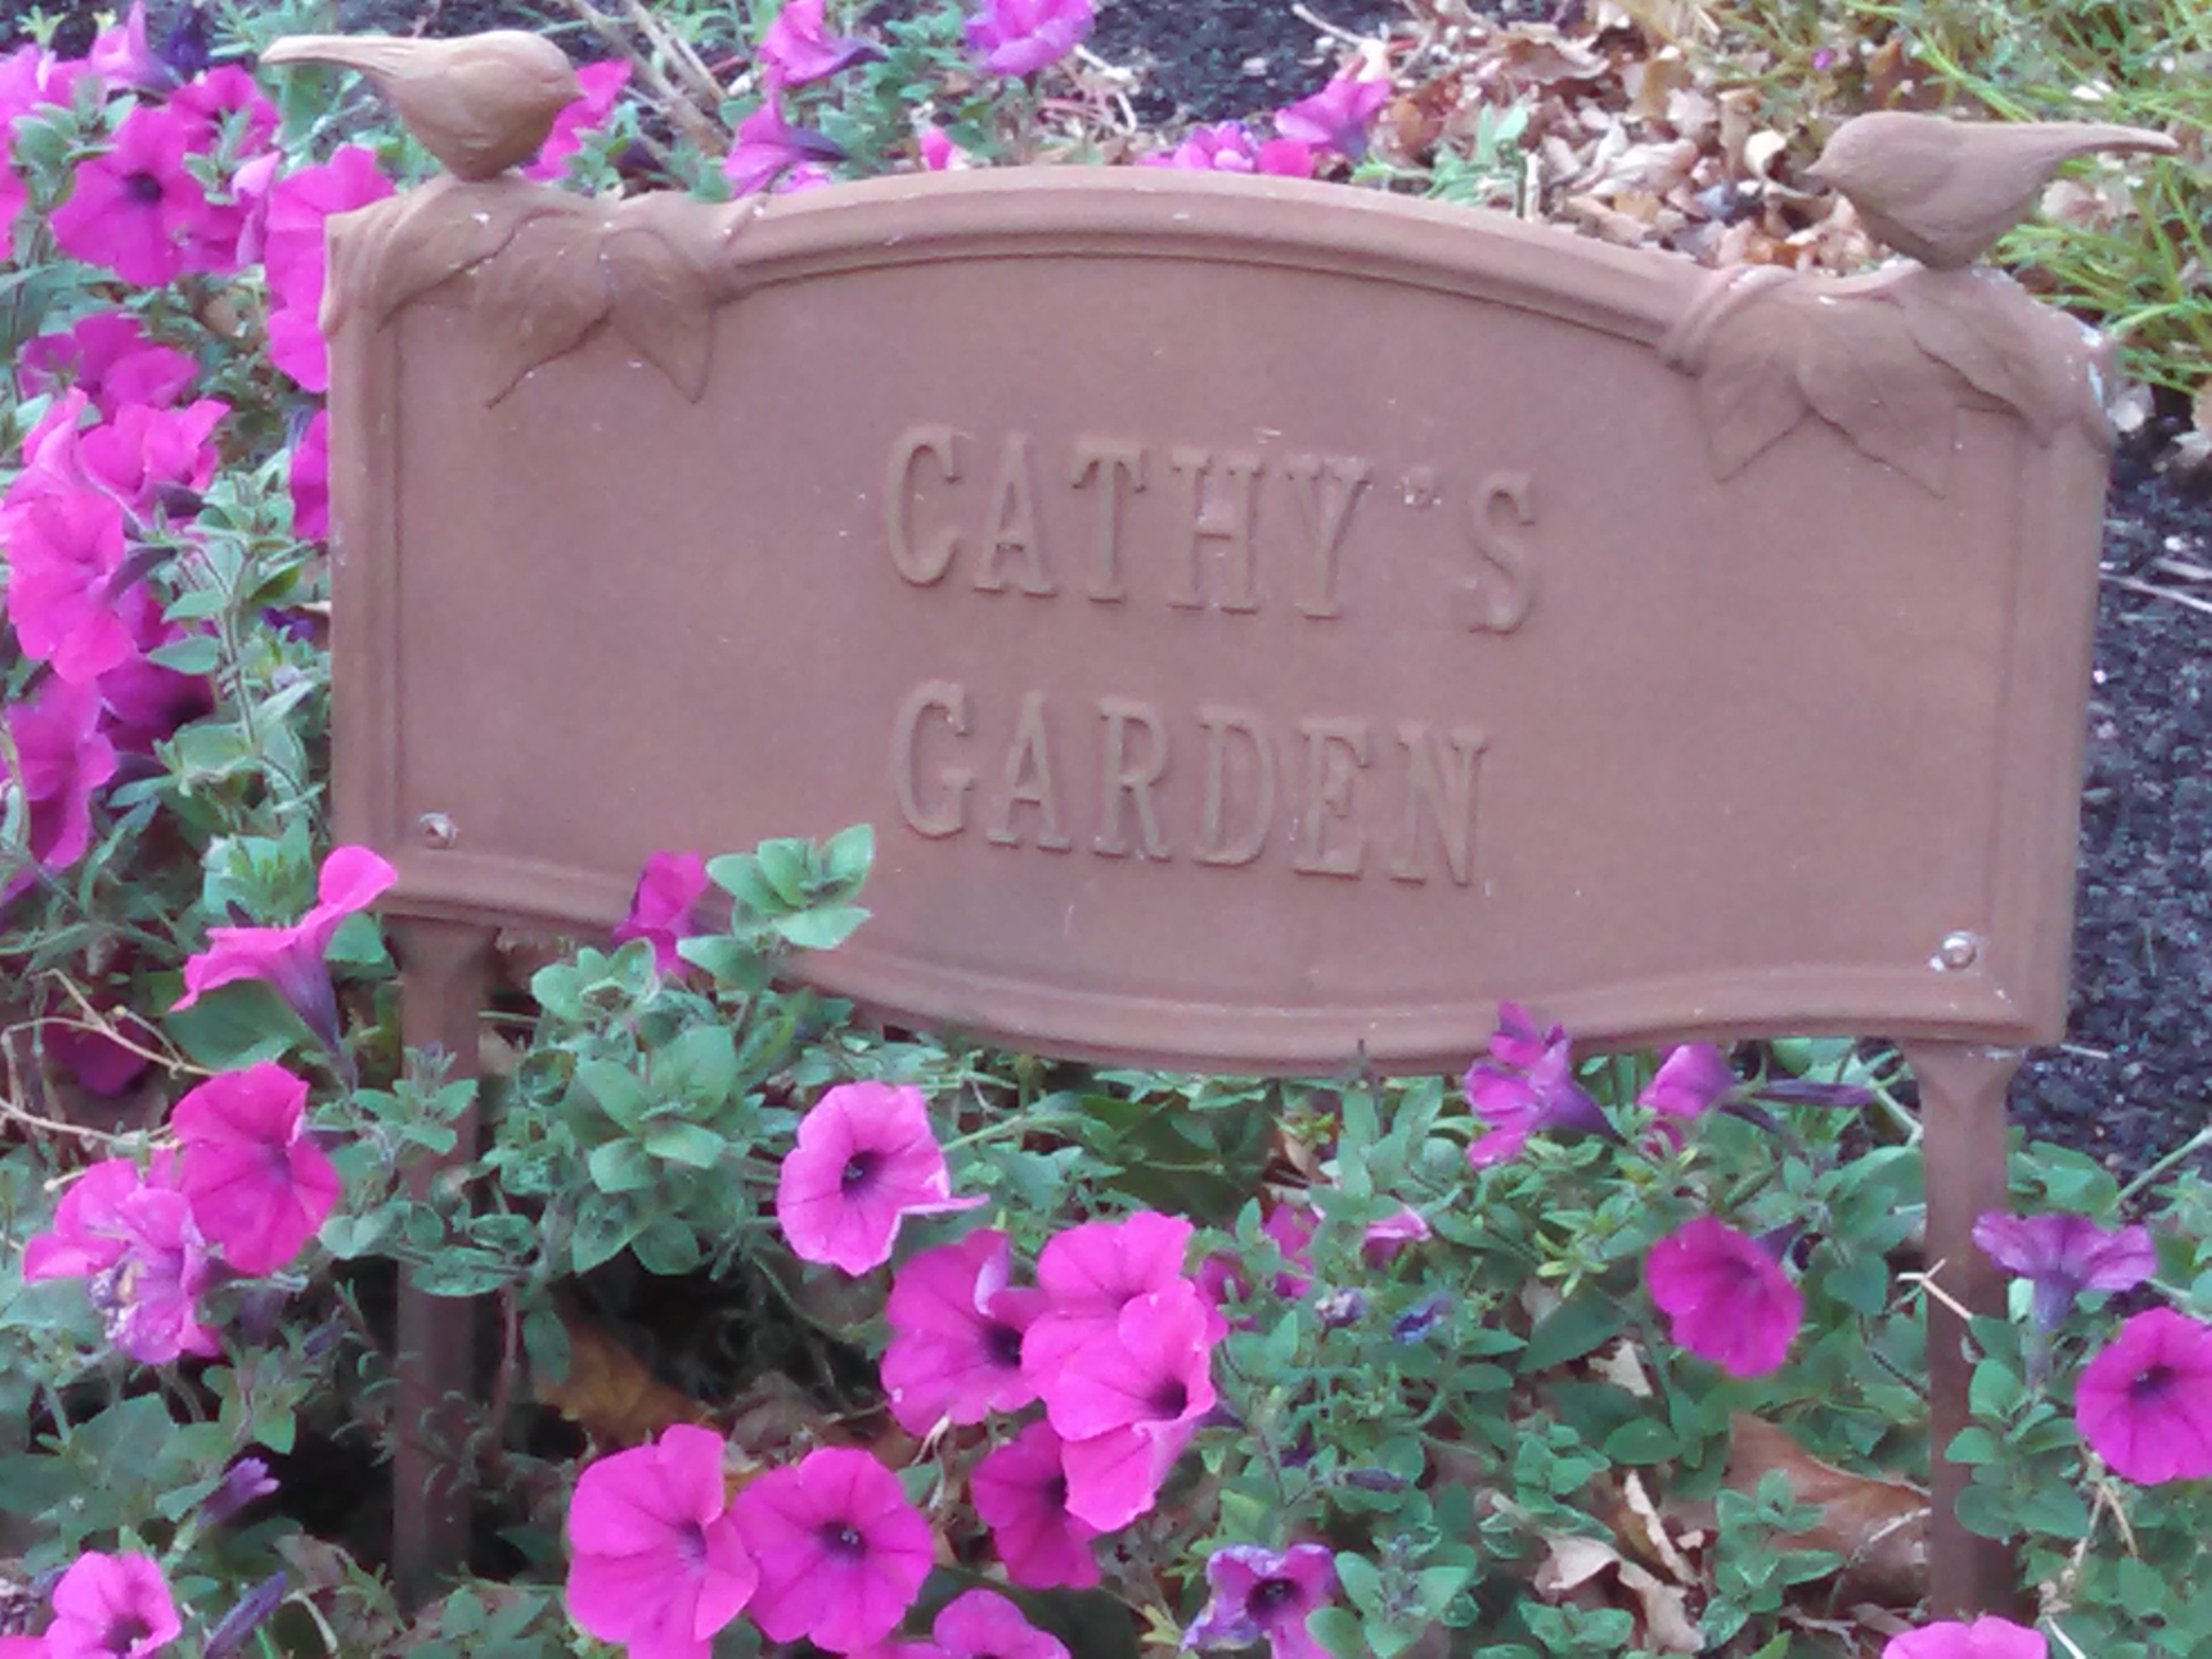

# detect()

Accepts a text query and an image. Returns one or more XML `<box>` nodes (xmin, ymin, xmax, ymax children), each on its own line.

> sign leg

<box><xmin>389</xmin><ymin>918</ymin><xmax>495</xmax><ymax>1609</ymax></box>
<box><xmin>1900</xmin><ymin>1038</ymin><xmax>2024</xmax><ymax>1620</ymax></box>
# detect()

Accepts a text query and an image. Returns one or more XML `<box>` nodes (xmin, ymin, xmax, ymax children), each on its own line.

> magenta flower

<box><xmin>172</xmin><ymin>844</ymin><xmax>398</xmax><ymax>1047</ymax></box>
<box><xmin>1274</xmin><ymin>66</ymin><xmax>1391</xmax><ymax>161</ymax></box>
<box><xmin>881</xmin><ymin>1227</ymin><xmax>1044</xmax><ymax>1433</ymax></box>
<box><xmin>169</xmin><ymin>64</ymin><xmax>280</xmax><ymax>156</ymax></box>
<box><xmin>925</xmin><ymin>1589</ymin><xmax>1069</xmax><ymax>1658</ymax></box>
<box><xmin>261</xmin><ymin>147</ymin><xmax>395</xmax><ymax>391</ymax></box>
<box><xmin>289</xmin><ymin>408</ymin><xmax>330</xmax><ymax>541</ymax></box>
<box><xmin>1049</xmin><ymin>1281</ymin><xmax>1218</xmax><ymax>1530</ymax></box>
<box><xmin>1973</xmin><ymin>1211</ymin><xmax>2156</xmax><ymax>1333</ymax></box>
<box><xmin>525</xmin><ymin>58</ymin><xmax>632</xmax><ymax>181</ymax></box>
<box><xmin>1261</xmin><ymin>1202</ymin><xmax>1316</xmax><ymax>1296</ymax></box>
<box><xmin>201</xmin><ymin>1456</ymin><xmax>279</xmax><ymax>1525</ymax></box>
<box><xmin>19</xmin><ymin>313</ymin><xmax>197</xmax><ymax>419</ymax></box>
<box><xmin>1140</xmin><ymin>122</ymin><xmax>1314</xmax><ymax>178</ymax></box>
<box><xmin>171</xmin><ymin>1063</ymin><xmax>342</xmax><ymax>1275</ymax></box>
<box><xmin>566</xmin><ymin>1423</ymin><xmax>757</xmax><ymax>1659</ymax></box>
<box><xmin>964</xmin><ymin>0</ymin><xmax>1093</xmax><ymax>75</ymax></box>
<box><xmin>97</xmin><ymin>586</ymin><xmax>215</xmax><ymax>756</ymax></box>
<box><xmin>1183</xmin><ymin>1542</ymin><xmax>1338</xmax><ymax>1659</ymax></box>
<box><xmin>43</xmin><ymin>1008</ymin><xmax>157</xmax><ymax>1097</ymax></box>
<box><xmin>1462</xmin><ymin>1006</ymin><xmax>1610</xmax><ymax>1168</ymax></box>
<box><xmin>1640</xmin><ymin>1044</ymin><xmax>1737</xmax><ymax>1119</ymax></box>
<box><xmin>1023</xmin><ymin>1209</ymin><xmax>1199</xmax><ymax>1376</ymax></box>
<box><xmin>1882</xmin><ymin>1616</ymin><xmax>2047</xmax><ymax>1659</ymax></box>
<box><xmin>77</xmin><ymin>397</ymin><xmax>226</xmax><ymax>520</ymax></box>
<box><xmin>51</xmin><ymin>103</ymin><xmax>219</xmax><ymax>287</ymax></box>
<box><xmin>917</xmin><ymin>126</ymin><xmax>968</xmax><ymax>170</ymax></box>
<box><xmin>2074</xmin><ymin>1307</ymin><xmax>2212</xmax><ymax>1484</ymax></box>
<box><xmin>22</xmin><ymin>1155</ymin><xmax>220</xmax><ymax>1364</ymax></box>
<box><xmin>775</xmin><ymin>1080</ymin><xmax>981</xmax><ymax>1274</ymax></box>
<box><xmin>0</xmin><ymin>154</ymin><xmax>22</xmax><ymax>261</ymax></box>
<box><xmin>731</xmin><ymin>1446</ymin><xmax>933</xmax><ymax>1652</ymax></box>
<box><xmin>3</xmin><ymin>485</ymin><xmax>134</xmax><ymax>684</ymax></box>
<box><xmin>43</xmin><ymin>1551</ymin><xmax>181</xmax><ymax>1658</ymax></box>
<box><xmin>1645</xmin><ymin>1216</ymin><xmax>1803</xmax><ymax>1378</ymax></box>
<box><xmin>758</xmin><ymin>0</ymin><xmax>879</xmax><ymax>85</ymax></box>
<box><xmin>970</xmin><ymin>1420</ymin><xmax>1100</xmax><ymax>1589</ymax></box>
<box><xmin>0</xmin><ymin>41</ymin><xmax>93</xmax><ymax>120</ymax></box>
<box><xmin>87</xmin><ymin>4</ymin><xmax>171</xmax><ymax>92</ymax></box>
<box><xmin>611</xmin><ymin>850</ymin><xmax>710</xmax><ymax>974</ymax></box>
<box><xmin>3</xmin><ymin>678</ymin><xmax>119</xmax><ymax>907</ymax></box>
<box><xmin>723</xmin><ymin>79</ymin><xmax>844</xmax><ymax>196</ymax></box>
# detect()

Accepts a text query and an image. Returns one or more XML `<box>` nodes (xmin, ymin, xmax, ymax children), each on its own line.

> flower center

<box><xmin>840</xmin><ymin>1151</ymin><xmax>881</xmax><ymax>1192</ymax></box>
<box><xmin>1251</xmin><ymin>1576</ymin><xmax>1298</xmax><ymax>1612</ymax></box>
<box><xmin>1044</xmin><ymin>1473</ymin><xmax>1069</xmax><ymax>1509</ymax></box>
<box><xmin>124</xmin><ymin>171</ymin><xmax>165</xmax><ymax>206</ymax></box>
<box><xmin>675</xmin><ymin>1520</ymin><xmax>708</xmax><ymax>1570</ymax></box>
<box><xmin>106</xmin><ymin>1614</ymin><xmax>153</xmax><ymax>1652</ymax></box>
<box><xmin>819</xmin><ymin>1520</ymin><xmax>867</xmax><ymax>1558</ymax></box>
<box><xmin>985</xmin><ymin>1320</ymin><xmax>1024</xmax><ymax>1369</ymax></box>
<box><xmin>1149</xmin><ymin>1378</ymin><xmax>1189</xmax><ymax>1419</ymax></box>
<box><xmin>2133</xmin><ymin>1362</ymin><xmax>2175</xmax><ymax>1401</ymax></box>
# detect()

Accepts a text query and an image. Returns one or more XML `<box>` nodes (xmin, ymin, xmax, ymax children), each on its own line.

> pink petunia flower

<box><xmin>171</xmin><ymin>1063</ymin><xmax>342</xmax><ymax>1275</ymax></box>
<box><xmin>22</xmin><ymin>1155</ymin><xmax>220</xmax><ymax>1364</ymax></box>
<box><xmin>881</xmin><ymin>1227</ymin><xmax>1044</xmax><ymax>1433</ymax></box>
<box><xmin>0</xmin><ymin>40</ymin><xmax>94</xmax><ymax>121</ymax></box>
<box><xmin>775</xmin><ymin>1081</ymin><xmax>981</xmax><ymax>1274</ymax></box>
<box><xmin>42</xmin><ymin>1006</ymin><xmax>158</xmax><ymax>1097</ymax></box>
<box><xmin>77</xmin><ymin>397</ymin><xmax>227</xmax><ymax>520</ymax></box>
<box><xmin>50</xmin><ymin>102</ymin><xmax>219</xmax><ymax>287</ymax></box>
<box><xmin>566</xmin><ymin>1423</ymin><xmax>757</xmax><ymax>1659</ymax></box>
<box><xmin>1022</xmin><ymin>1209</ymin><xmax>1201</xmax><ymax>1376</ymax></box>
<box><xmin>1645</xmin><ymin>1216</ymin><xmax>1803</xmax><ymax>1378</ymax></box>
<box><xmin>172</xmin><ymin>844</ymin><xmax>398</xmax><ymax>1047</ymax></box>
<box><xmin>260</xmin><ymin>146</ymin><xmax>396</xmax><ymax>392</ymax></box>
<box><xmin>969</xmin><ymin>1420</ymin><xmax>1099</xmax><ymax>1589</ymax></box>
<box><xmin>916</xmin><ymin>125</ymin><xmax>968</xmax><ymax>170</ymax></box>
<box><xmin>289</xmin><ymin>407</ymin><xmax>330</xmax><ymax>542</ymax></box>
<box><xmin>1462</xmin><ymin>1006</ymin><xmax>1610</xmax><ymax>1168</ymax></box>
<box><xmin>1640</xmin><ymin>1044</ymin><xmax>1737</xmax><ymax>1120</ymax></box>
<box><xmin>0</xmin><ymin>155</ymin><xmax>22</xmax><ymax>261</ymax></box>
<box><xmin>18</xmin><ymin>312</ymin><xmax>199</xmax><ymax>418</ymax></box>
<box><xmin>525</xmin><ymin>58</ymin><xmax>632</xmax><ymax>181</ymax></box>
<box><xmin>1881</xmin><ymin>1616</ymin><xmax>2047</xmax><ymax>1659</ymax></box>
<box><xmin>3</xmin><ymin>485</ymin><xmax>134</xmax><ymax>684</ymax></box>
<box><xmin>1048</xmin><ymin>1281</ymin><xmax>1218</xmax><ymax>1530</ymax></box>
<box><xmin>1139</xmin><ymin>121</ymin><xmax>1314</xmax><ymax>178</ymax></box>
<box><xmin>43</xmin><ymin>1551</ymin><xmax>182</xmax><ymax>1658</ymax></box>
<box><xmin>3</xmin><ymin>678</ymin><xmax>119</xmax><ymax>907</ymax></box>
<box><xmin>1183</xmin><ymin>1542</ymin><xmax>1338</xmax><ymax>1659</ymax></box>
<box><xmin>1973</xmin><ymin>1210</ymin><xmax>2156</xmax><ymax>1335</ymax></box>
<box><xmin>610</xmin><ymin>850</ymin><xmax>709</xmax><ymax>974</ymax></box>
<box><xmin>963</xmin><ymin>0</ymin><xmax>1093</xmax><ymax>76</ymax></box>
<box><xmin>169</xmin><ymin>64</ymin><xmax>280</xmax><ymax>156</ymax></box>
<box><xmin>1274</xmin><ymin>66</ymin><xmax>1391</xmax><ymax>161</ymax></box>
<box><xmin>87</xmin><ymin>3</ymin><xmax>173</xmax><ymax>94</ymax></box>
<box><xmin>723</xmin><ymin>78</ymin><xmax>844</xmax><ymax>196</ymax></box>
<box><xmin>758</xmin><ymin>0</ymin><xmax>879</xmax><ymax>85</ymax></box>
<box><xmin>1363</xmin><ymin>1206</ymin><xmax>1430</xmax><ymax>1265</ymax></box>
<box><xmin>97</xmin><ymin>585</ymin><xmax>215</xmax><ymax>757</ymax></box>
<box><xmin>731</xmin><ymin>1446</ymin><xmax>933</xmax><ymax>1652</ymax></box>
<box><xmin>2074</xmin><ymin>1307</ymin><xmax>2212</xmax><ymax>1484</ymax></box>
<box><xmin>925</xmin><ymin>1589</ymin><xmax>1069</xmax><ymax>1658</ymax></box>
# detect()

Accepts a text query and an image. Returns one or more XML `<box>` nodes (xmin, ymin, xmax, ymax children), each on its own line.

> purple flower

<box><xmin>172</xmin><ymin>1063</ymin><xmax>343</xmax><ymax>1276</ymax></box>
<box><xmin>1882</xmin><ymin>1616</ymin><xmax>2047</xmax><ymax>1658</ymax></box>
<box><xmin>1645</xmin><ymin>1216</ymin><xmax>1802</xmax><ymax>1378</ymax></box>
<box><xmin>918</xmin><ymin>125</ymin><xmax>968</xmax><ymax>170</ymax></box>
<box><xmin>201</xmin><ymin>1573</ymin><xmax>286</xmax><ymax>1659</ymax></box>
<box><xmin>1139</xmin><ymin>122</ymin><xmax>1314</xmax><ymax>178</ymax></box>
<box><xmin>964</xmin><ymin>0</ymin><xmax>1093</xmax><ymax>76</ymax></box>
<box><xmin>289</xmin><ymin>408</ymin><xmax>330</xmax><ymax>542</ymax></box>
<box><xmin>927</xmin><ymin>1589</ymin><xmax>1069</xmax><ymax>1658</ymax></box>
<box><xmin>1462</xmin><ymin>1004</ymin><xmax>1610</xmax><ymax>1166</ymax></box>
<box><xmin>50</xmin><ymin>103</ymin><xmax>220</xmax><ymax>287</ymax></box>
<box><xmin>3</xmin><ymin>678</ymin><xmax>119</xmax><ymax>907</ymax></box>
<box><xmin>722</xmin><ymin>76</ymin><xmax>845</xmax><ymax>195</ymax></box>
<box><xmin>87</xmin><ymin>3</ymin><xmax>174</xmax><ymax>93</ymax></box>
<box><xmin>611</xmin><ymin>849</ymin><xmax>709</xmax><ymax>974</ymax></box>
<box><xmin>881</xmin><ymin>1227</ymin><xmax>1044</xmax><ymax>1433</ymax></box>
<box><xmin>971</xmin><ymin>1420</ymin><xmax>1101</xmax><ymax>1589</ymax></box>
<box><xmin>22</xmin><ymin>1156</ymin><xmax>219</xmax><ymax>1364</ymax></box>
<box><xmin>201</xmin><ymin>1457</ymin><xmax>278</xmax><ymax>1525</ymax></box>
<box><xmin>758</xmin><ymin>0</ymin><xmax>880</xmax><ymax>85</ymax></box>
<box><xmin>1973</xmin><ymin>1211</ymin><xmax>2156</xmax><ymax>1332</ymax></box>
<box><xmin>731</xmin><ymin>1446</ymin><xmax>932</xmax><ymax>1652</ymax></box>
<box><xmin>775</xmin><ymin>1081</ymin><xmax>981</xmax><ymax>1273</ymax></box>
<box><xmin>1274</xmin><ymin>66</ymin><xmax>1391</xmax><ymax>161</ymax></box>
<box><xmin>2074</xmin><ymin>1307</ymin><xmax>2212</xmax><ymax>1484</ymax></box>
<box><xmin>1640</xmin><ymin>1044</ymin><xmax>1737</xmax><ymax>1120</ymax></box>
<box><xmin>2</xmin><ymin>485</ymin><xmax>135</xmax><ymax>685</ymax></box>
<box><xmin>18</xmin><ymin>312</ymin><xmax>198</xmax><ymax>419</ymax></box>
<box><xmin>1184</xmin><ymin>1542</ymin><xmax>1338</xmax><ymax>1659</ymax></box>
<box><xmin>172</xmin><ymin>845</ymin><xmax>397</xmax><ymax>1047</ymax></box>
<box><xmin>1048</xmin><ymin>1282</ymin><xmax>1217</xmax><ymax>1530</ymax></box>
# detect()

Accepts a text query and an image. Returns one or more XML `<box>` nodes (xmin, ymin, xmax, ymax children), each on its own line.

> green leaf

<box><xmin>704</xmin><ymin>853</ymin><xmax>781</xmax><ymax>919</ymax></box>
<box><xmin>773</xmin><ymin>903</ymin><xmax>870</xmax><ymax>951</ymax></box>
<box><xmin>754</xmin><ymin>838</ymin><xmax>811</xmax><ymax>906</ymax></box>
<box><xmin>1307</xmin><ymin>1607</ymin><xmax>1366</xmax><ymax>1659</ymax></box>
<box><xmin>1822</xmin><ymin>1252</ymin><xmax>1889</xmax><ymax>1316</ymax></box>
<box><xmin>577</xmin><ymin>1059</ymin><xmax>651</xmax><ymax>1132</ymax></box>
<box><xmin>571</xmin><ymin>1193</ymin><xmax>643</xmax><ymax>1273</ymax></box>
<box><xmin>1953</xmin><ymin>1481</ymin><xmax>2017</xmax><ymax>1541</ymax></box>
<box><xmin>662</xmin><ymin>1025</ymin><xmax>739</xmax><ymax>1109</ymax></box>
<box><xmin>1601</xmin><ymin>1417</ymin><xmax>1681</xmax><ymax>1465</ymax></box>
<box><xmin>524</xmin><ymin>1306</ymin><xmax>571</xmax><ymax>1383</ymax></box>
<box><xmin>409</xmin><ymin>1250</ymin><xmax>512</xmax><ymax>1296</ymax></box>
<box><xmin>1416</xmin><ymin>1564</ymin><xmax>1472</xmax><ymax>1616</ymax></box>
<box><xmin>644</xmin><ymin>1121</ymin><xmax>725</xmax><ymax>1169</ymax></box>
<box><xmin>147</xmin><ymin>635</ymin><xmax>220</xmax><ymax>674</ymax></box>
<box><xmin>1520</xmin><ymin>1295</ymin><xmax>1627</xmax><ymax>1373</ymax></box>
<box><xmin>1969</xmin><ymin>1357</ymin><xmax>2024</xmax><ymax>1420</ymax></box>
<box><xmin>2015</xmin><ymin>1483</ymin><xmax>2089</xmax><ymax>1540</ymax></box>
<box><xmin>630</xmin><ymin>1215</ymin><xmax>702</xmax><ymax>1275</ymax></box>
<box><xmin>588</xmin><ymin>1139</ymin><xmax>657</xmax><ymax>1193</ymax></box>
<box><xmin>1335</xmin><ymin>1553</ymin><xmax>1384</xmax><ymax>1614</ymax></box>
<box><xmin>165</xmin><ymin>981</ymin><xmax>313</xmax><ymax>1069</ymax></box>
<box><xmin>1943</xmin><ymin>1427</ymin><xmax>2002</xmax><ymax>1465</ymax></box>
<box><xmin>822</xmin><ymin>822</ymin><xmax>874</xmax><ymax>891</ymax></box>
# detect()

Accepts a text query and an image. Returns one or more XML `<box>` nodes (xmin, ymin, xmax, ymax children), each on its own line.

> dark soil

<box><xmin>7</xmin><ymin>0</ymin><xmax>2211</xmax><ymax>1179</ymax></box>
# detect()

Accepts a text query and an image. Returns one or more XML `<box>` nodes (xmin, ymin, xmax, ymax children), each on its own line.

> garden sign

<box><xmin>318</xmin><ymin>58</ymin><xmax>2112</xmax><ymax>1622</ymax></box>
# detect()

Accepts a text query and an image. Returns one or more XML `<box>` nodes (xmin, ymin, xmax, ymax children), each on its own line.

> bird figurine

<box><xmin>261</xmin><ymin>31</ymin><xmax>582</xmax><ymax>182</ymax></box>
<box><xmin>1805</xmin><ymin>110</ymin><xmax>2179</xmax><ymax>269</ymax></box>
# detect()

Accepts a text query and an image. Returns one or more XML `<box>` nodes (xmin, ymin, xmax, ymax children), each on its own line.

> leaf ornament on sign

<box><xmin>322</xmin><ymin>176</ymin><xmax>766</xmax><ymax>405</ymax></box>
<box><xmin>1662</xmin><ymin>262</ymin><xmax>2111</xmax><ymax>497</ymax></box>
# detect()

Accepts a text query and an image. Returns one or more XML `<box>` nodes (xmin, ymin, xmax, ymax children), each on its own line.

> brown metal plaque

<box><xmin>327</xmin><ymin>167</ymin><xmax>2105</xmax><ymax>1071</ymax></box>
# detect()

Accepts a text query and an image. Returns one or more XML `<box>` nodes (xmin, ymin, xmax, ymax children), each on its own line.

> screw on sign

<box><xmin>295</xmin><ymin>26</ymin><xmax>2142</xmax><ymax>1622</ymax></box>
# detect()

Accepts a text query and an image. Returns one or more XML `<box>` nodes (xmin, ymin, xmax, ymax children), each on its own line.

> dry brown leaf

<box><xmin>1725</xmin><ymin>1414</ymin><xmax>1929</xmax><ymax>1604</ymax></box>
<box><xmin>536</xmin><ymin>1309</ymin><xmax>713</xmax><ymax>1447</ymax></box>
<box><xmin>1532</xmin><ymin>1532</ymin><xmax>1702</xmax><ymax>1653</ymax></box>
<box><xmin>1494</xmin><ymin>25</ymin><xmax>1612</xmax><ymax>87</ymax></box>
<box><xmin>1624</xmin><ymin>50</ymin><xmax>1689</xmax><ymax>123</ymax></box>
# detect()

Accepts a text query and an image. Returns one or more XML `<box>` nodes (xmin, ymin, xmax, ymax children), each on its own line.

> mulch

<box><xmin>7</xmin><ymin>0</ymin><xmax>2210</xmax><ymax>1176</ymax></box>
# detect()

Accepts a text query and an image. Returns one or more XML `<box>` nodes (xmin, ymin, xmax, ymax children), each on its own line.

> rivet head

<box><xmin>1932</xmin><ymin>930</ymin><xmax>1980</xmax><ymax>971</ymax></box>
<box><xmin>417</xmin><ymin>812</ymin><xmax>457</xmax><ymax>850</ymax></box>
